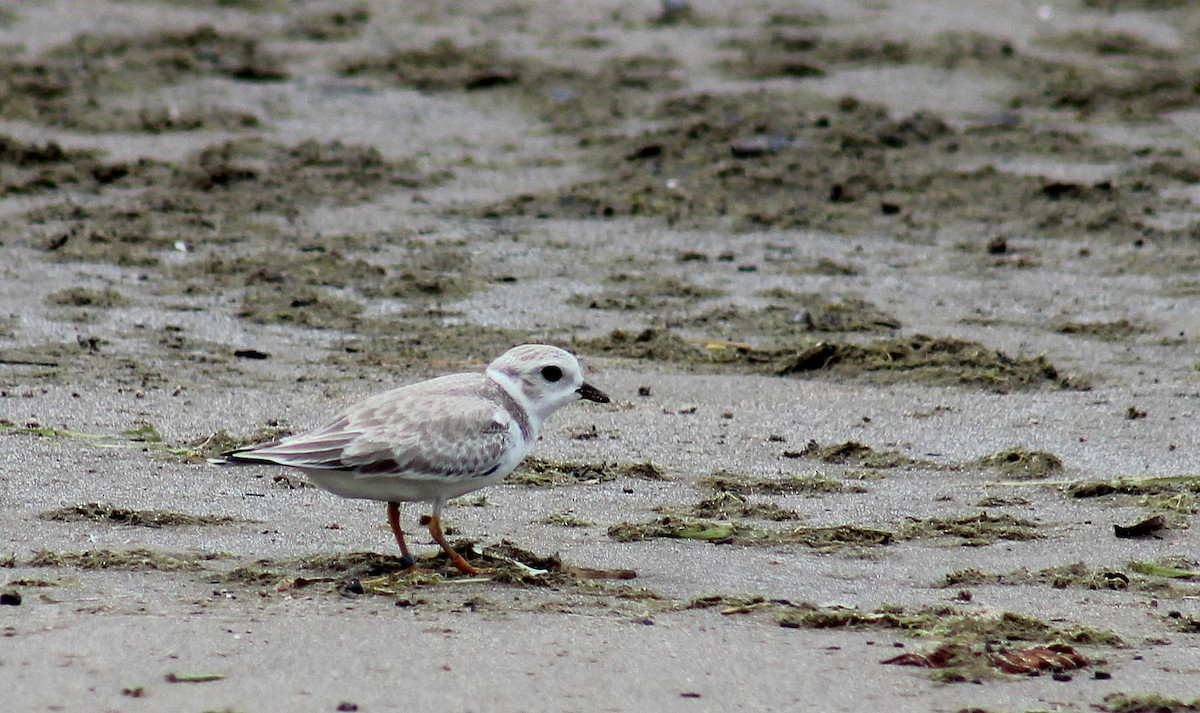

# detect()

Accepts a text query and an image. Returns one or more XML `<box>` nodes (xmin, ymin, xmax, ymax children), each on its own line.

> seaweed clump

<box><xmin>607</xmin><ymin>516</ymin><xmax>892</xmax><ymax>550</ymax></box>
<box><xmin>790</xmin><ymin>440</ymin><xmax>921</xmax><ymax>469</ymax></box>
<box><xmin>974</xmin><ymin>447</ymin><xmax>1065</xmax><ymax>479</ymax></box>
<box><xmin>578</xmin><ymin>328</ymin><xmax>1078</xmax><ymax>391</ymax></box>
<box><xmin>1096</xmin><ymin>693</ymin><xmax>1200</xmax><ymax>713</ymax></box>
<box><xmin>943</xmin><ymin>561</ymin><xmax>1194</xmax><ymax>595</ymax></box>
<box><xmin>27</xmin><ymin>548</ymin><xmax>230</xmax><ymax>571</ymax></box>
<box><xmin>508</xmin><ymin>457</ymin><xmax>668</xmax><ymax>488</ymax></box>
<box><xmin>38</xmin><ymin>502</ymin><xmax>241</xmax><ymax>528</ymax></box>
<box><xmin>700</xmin><ymin>469</ymin><xmax>866</xmax><ymax>495</ymax></box>
<box><xmin>45</xmin><ymin>287</ymin><xmax>130</xmax><ymax>308</ymax></box>
<box><xmin>661</xmin><ymin>491</ymin><xmax>802</xmax><ymax>522</ymax></box>
<box><xmin>899</xmin><ymin>512</ymin><xmax>1043</xmax><ymax>546</ymax></box>
<box><xmin>0</xmin><ymin>26</ymin><xmax>280</xmax><ymax>131</ymax></box>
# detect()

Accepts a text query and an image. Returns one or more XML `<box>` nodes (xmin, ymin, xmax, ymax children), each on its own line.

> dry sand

<box><xmin>2</xmin><ymin>1</ymin><xmax>1200</xmax><ymax>711</ymax></box>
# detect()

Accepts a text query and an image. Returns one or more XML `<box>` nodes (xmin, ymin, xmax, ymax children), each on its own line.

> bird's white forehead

<box><xmin>490</xmin><ymin>344</ymin><xmax>579</xmax><ymax>372</ymax></box>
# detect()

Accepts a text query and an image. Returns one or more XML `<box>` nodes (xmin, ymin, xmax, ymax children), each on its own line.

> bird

<box><xmin>210</xmin><ymin>344</ymin><xmax>610</xmax><ymax>574</ymax></box>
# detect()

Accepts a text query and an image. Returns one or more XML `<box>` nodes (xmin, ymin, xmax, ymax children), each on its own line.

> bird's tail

<box><xmin>207</xmin><ymin>444</ymin><xmax>283</xmax><ymax>467</ymax></box>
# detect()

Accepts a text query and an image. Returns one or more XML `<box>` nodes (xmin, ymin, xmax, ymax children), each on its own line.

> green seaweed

<box><xmin>121</xmin><ymin>424</ymin><xmax>162</xmax><ymax>443</ymax></box>
<box><xmin>165</xmin><ymin>672</ymin><xmax>225</xmax><ymax>683</ymax></box>
<box><xmin>1126</xmin><ymin>559</ymin><xmax>1200</xmax><ymax>580</ymax></box>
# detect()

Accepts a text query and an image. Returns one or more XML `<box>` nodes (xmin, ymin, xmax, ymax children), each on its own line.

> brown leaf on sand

<box><xmin>1114</xmin><ymin>515</ymin><xmax>1166</xmax><ymax>539</ymax></box>
<box><xmin>990</xmin><ymin>644</ymin><xmax>1089</xmax><ymax>674</ymax></box>
<box><xmin>881</xmin><ymin>645</ymin><xmax>956</xmax><ymax>668</ymax></box>
<box><xmin>881</xmin><ymin>643</ymin><xmax>1089</xmax><ymax>675</ymax></box>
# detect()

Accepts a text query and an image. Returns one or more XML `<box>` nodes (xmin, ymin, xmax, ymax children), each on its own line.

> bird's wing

<box><xmin>220</xmin><ymin>386</ymin><xmax>519</xmax><ymax>481</ymax></box>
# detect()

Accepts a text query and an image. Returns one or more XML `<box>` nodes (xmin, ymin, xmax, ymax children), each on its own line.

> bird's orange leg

<box><xmin>425</xmin><ymin>513</ymin><xmax>479</xmax><ymax>575</ymax></box>
<box><xmin>386</xmin><ymin>502</ymin><xmax>417</xmax><ymax>570</ymax></box>
<box><xmin>424</xmin><ymin>500</ymin><xmax>481</xmax><ymax>575</ymax></box>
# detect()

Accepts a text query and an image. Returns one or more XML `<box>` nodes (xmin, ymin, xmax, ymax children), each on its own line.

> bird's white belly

<box><xmin>299</xmin><ymin>441</ymin><xmax>530</xmax><ymax>503</ymax></box>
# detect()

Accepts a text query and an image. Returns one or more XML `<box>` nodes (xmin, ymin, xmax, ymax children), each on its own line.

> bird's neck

<box><xmin>487</xmin><ymin>368</ymin><xmax>543</xmax><ymax>438</ymax></box>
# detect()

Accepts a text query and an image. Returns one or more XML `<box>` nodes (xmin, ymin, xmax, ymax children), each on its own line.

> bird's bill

<box><xmin>577</xmin><ymin>382</ymin><xmax>611</xmax><ymax>404</ymax></box>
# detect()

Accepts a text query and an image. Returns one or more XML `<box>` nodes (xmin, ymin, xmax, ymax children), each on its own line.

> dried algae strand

<box><xmin>165</xmin><ymin>672</ymin><xmax>225</xmax><ymax>683</ymax></box>
<box><xmin>27</xmin><ymin>548</ymin><xmax>231</xmax><ymax>571</ymax></box>
<box><xmin>898</xmin><ymin>512</ymin><xmax>1043</xmax><ymax>546</ymax></box>
<box><xmin>1053</xmin><ymin>318</ymin><xmax>1151</xmax><ymax>341</ymax></box>
<box><xmin>38</xmin><ymin>502</ymin><xmax>243</xmax><ymax>528</ymax></box>
<box><xmin>45</xmin><ymin>287</ymin><xmax>130</xmax><ymax>308</ymax></box>
<box><xmin>1126</xmin><ymin>558</ymin><xmax>1200</xmax><ymax>580</ymax></box>
<box><xmin>699</xmin><ymin>468</ymin><xmax>866</xmax><ymax>495</ymax></box>
<box><xmin>943</xmin><ymin>561</ymin><xmax>1193</xmax><ymax>596</ymax></box>
<box><xmin>576</xmin><ymin>328</ymin><xmax>1079</xmax><ymax>391</ymax></box>
<box><xmin>611</xmin><ymin>507</ymin><xmax>1039</xmax><ymax>549</ymax></box>
<box><xmin>779</xmin><ymin>604</ymin><xmax>1122</xmax><ymax>647</ymax></box>
<box><xmin>1068</xmin><ymin>475</ymin><xmax>1200</xmax><ymax>498</ymax></box>
<box><xmin>569</xmin><ymin>273</ymin><xmax>724</xmax><ymax>312</ymax></box>
<box><xmin>787</xmin><ymin>439</ymin><xmax>925</xmax><ymax>469</ymax></box>
<box><xmin>508</xmin><ymin>456</ymin><xmax>668</xmax><ymax>488</ymax></box>
<box><xmin>607</xmin><ymin>516</ymin><xmax>892</xmax><ymax>550</ymax></box>
<box><xmin>660</xmin><ymin>491</ymin><xmax>802</xmax><ymax>522</ymax></box>
<box><xmin>537</xmin><ymin>512</ymin><xmax>595</xmax><ymax>527</ymax></box>
<box><xmin>182</xmin><ymin>424</ymin><xmax>293</xmax><ymax>461</ymax></box>
<box><xmin>1097</xmin><ymin>693</ymin><xmax>1200</xmax><ymax>713</ymax></box>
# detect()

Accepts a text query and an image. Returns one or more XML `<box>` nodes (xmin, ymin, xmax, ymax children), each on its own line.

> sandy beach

<box><xmin>2</xmin><ymin>1</ymin><xmax>1200</xmax><ymax>711</ymax></box>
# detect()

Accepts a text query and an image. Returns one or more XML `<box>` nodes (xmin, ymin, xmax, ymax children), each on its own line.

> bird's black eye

<box><xmin>541</xmin><ymin>365</ymin><xmax>563</xmax><ymax>382</ymax></box>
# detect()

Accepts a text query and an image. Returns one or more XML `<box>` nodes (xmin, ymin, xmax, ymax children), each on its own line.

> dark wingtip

<box><xmin>577</xmin><ymin>382</ymin><xmax>610</xmax><ymax>404</ymax></box>
<box><xmin>208</xmin><ymin>447</ymin><xmax>270</xmax><ymax>466</ymax></box>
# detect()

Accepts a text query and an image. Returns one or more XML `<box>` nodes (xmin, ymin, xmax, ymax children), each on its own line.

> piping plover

<box><xmin>211</xmin><ymin>344</ymin><xmax>610</xmax><ymax>574</ymax></box>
